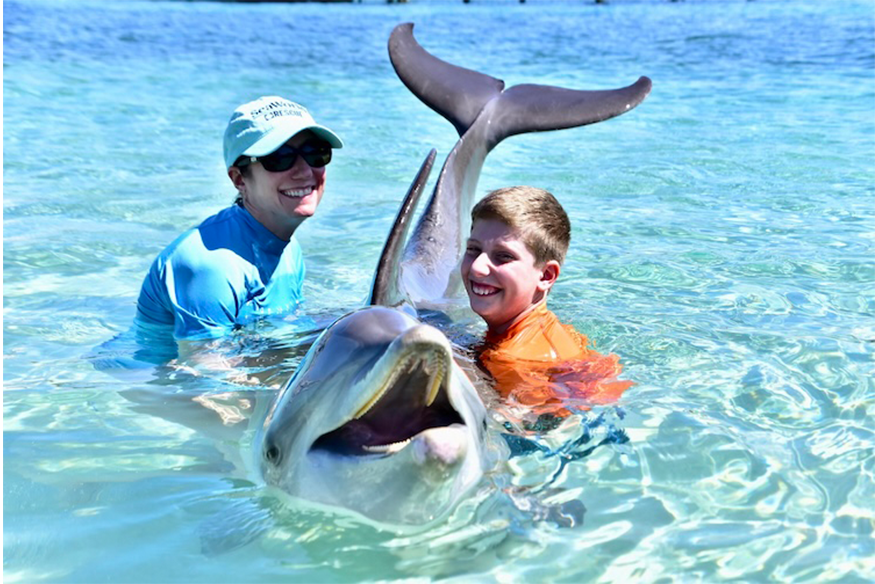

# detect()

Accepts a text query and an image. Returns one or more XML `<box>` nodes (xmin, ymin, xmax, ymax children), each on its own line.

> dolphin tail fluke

<box><xmin>485</xmin><ymin>77</ymin><xmax>652</xmax><ymax>149</ymax></box>
<box><xmin>389</xmin><ymin>22</ymin><xmax>652</xmax><ymax>146</ymax></box>
<box><xmin>389</xmin><ymin>23</ymin><xmax>505</xmax><ymax>137</ymax></box>
<box><xmin>368</xmin><ymin>149</ymin><xmax>437</xmax><ymax>307</ymax></box>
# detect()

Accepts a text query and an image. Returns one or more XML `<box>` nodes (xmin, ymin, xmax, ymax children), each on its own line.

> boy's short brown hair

<box><xmin>471</xmin><ymin>186</ymin><xmax>571</xmax><ymax>265</ymax></box>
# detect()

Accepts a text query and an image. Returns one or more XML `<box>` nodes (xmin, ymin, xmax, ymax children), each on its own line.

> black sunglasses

<box><xmin>238</xmin><ymin>140</ymin><xmax>332</xmax><ymax>172</ymax></box>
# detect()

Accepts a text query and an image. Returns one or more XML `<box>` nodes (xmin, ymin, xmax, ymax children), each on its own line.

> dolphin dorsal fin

<box><xmin>368</xmin><ymin>149</ymin><xmax>437</xmax><ymax>307</ymax></box>
<box><xmin>389</xmin><ymin>23</ymin><xmax>505</xmax><ymax>137</ymax></box>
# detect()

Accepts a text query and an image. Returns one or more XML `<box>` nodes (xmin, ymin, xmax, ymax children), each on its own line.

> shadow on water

<box><xmin>185</xmin><ymin>406</ymin><xmax>630</xmax><ymax>580</ymax></box>
<box><xmin>85</xmin><ymin>313</ymin><xmax>334</xmax><ymax>456</ymax></box>
<box><xmin>188</xmin><ymin>403</ymin><xmax>630</xmax><ymax>579</ymax></box>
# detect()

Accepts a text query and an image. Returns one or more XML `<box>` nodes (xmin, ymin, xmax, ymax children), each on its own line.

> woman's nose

<box><xmin>287</xmin><ymin>154</ymin><xmax>312</xmax><ymax>176</ymax></box>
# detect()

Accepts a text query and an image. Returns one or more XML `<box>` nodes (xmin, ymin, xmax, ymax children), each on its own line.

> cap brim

<box><xmin>243</xmin><ymin>123</ymin><xmax>343</xmax><ymax>158</ymax></box>
<box><xmin>308</xmin><ymin>125</ymin><xmax>344</xmax><ymax>149</ymax></box>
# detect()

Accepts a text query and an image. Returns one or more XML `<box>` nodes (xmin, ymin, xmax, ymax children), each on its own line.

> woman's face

<box><xmin>230</xmin><ymin>130</ymin><xmax>328</xmax><ymax>241</ymax></box>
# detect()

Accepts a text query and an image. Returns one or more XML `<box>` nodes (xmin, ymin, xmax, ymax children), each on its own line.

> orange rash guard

<box><xmin>477</xmin><ymin>302</ymin><xmax>633</xmax><ymax>419</ymax></box>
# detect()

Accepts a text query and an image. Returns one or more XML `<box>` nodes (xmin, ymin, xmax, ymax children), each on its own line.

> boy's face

<box><xmin>461</xmin><ymin>218</ymin><xmax>559</xmax><ymax>334</ymax></box>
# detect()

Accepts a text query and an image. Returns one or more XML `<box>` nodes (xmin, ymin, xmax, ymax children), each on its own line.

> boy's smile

<box><xmin>470</xmin><ymin>282</ymin><xmax>501</xmax><ymax>297</ymax></box>
<box><xmin>461</xmin><ymin>218</ymin><xmax>559</xmax><ymax>335</ymax></box>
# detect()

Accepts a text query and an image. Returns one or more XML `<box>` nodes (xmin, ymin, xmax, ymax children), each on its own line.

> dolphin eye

<box><xmin>265</xmin><ymin>445</ymin><xmax>281</xmax><ymax>465</ymax></box>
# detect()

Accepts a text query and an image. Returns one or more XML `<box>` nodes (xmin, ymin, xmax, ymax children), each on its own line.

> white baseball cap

<box><xmin>223</xmin><ymin>96</ymin><xmax>343</xmax><ymax>169</ymax></box>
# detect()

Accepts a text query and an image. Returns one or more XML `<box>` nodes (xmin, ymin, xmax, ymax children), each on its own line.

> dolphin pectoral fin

<box><xmin>369</xmin><ymin>149</ymin><xmax>436</xmax><ymax>307</ymax></box>
<box><xmin>486</xmin><ymin>77</ymin><xmax>653</xmax><ymax>149</ymax></box>
<box><xmin>389</xmin><ymin>22</ymin><xmax>505</xmax><ymax>137</ymax></box>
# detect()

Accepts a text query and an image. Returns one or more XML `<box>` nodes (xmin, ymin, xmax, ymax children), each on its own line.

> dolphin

<box><xmin>388</xmin><ymin>23</ymin><xmax>652</xmax><ymax>306</ymax></box>
<box><xmin>257</xmin><ymin>153</ymin><xmax>498</xmax><ymax>526</ymax></box>
<box><xmin>255</xmin><ymin>23</ymin><xmax>651</xmax><ymax>527</ymax></box>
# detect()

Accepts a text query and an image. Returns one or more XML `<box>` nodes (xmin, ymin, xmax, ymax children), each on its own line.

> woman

<box><xmin>135</xmin><ymin>96</ymin><xmax>343</xmax><ymax>339</ymax></box>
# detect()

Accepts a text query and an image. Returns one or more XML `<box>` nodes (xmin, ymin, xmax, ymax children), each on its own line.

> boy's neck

<box><xmin>487</xmin><ymin>299</ymin><xmax>548</xmax><ymax>337</ymax></box>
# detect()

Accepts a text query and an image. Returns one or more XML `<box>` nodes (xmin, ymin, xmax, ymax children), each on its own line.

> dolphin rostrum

<box><xmin>256</xmin><ymin>23</ymin><xmax>651</xmax><ymax>527</ymax></box>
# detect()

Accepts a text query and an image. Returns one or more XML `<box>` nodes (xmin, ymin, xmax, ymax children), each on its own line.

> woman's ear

<box><xmin>228</xmin><ymin>167</ymin><xmax>246</xmax><ymax>195</ymax></box>
<box><xmin>538</xmin><ymin>260</ymin><xmax>561</xmax><ymax>292</ymax></box>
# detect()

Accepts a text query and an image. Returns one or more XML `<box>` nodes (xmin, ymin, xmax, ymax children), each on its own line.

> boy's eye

<box><xmin>494</xmin><ymin>252</ymin><xmax>516</xmax><ymax>264</ymax></box>
<box><xmin>465</xmin><ymin>245</ymin><xmax>480</xmax><ymax>256</ymax></box>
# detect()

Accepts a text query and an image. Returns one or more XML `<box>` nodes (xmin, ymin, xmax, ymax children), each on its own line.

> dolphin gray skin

<box><xmin>258</xmin><ymin>306</ymin><xmax>491</xmax><ymax>526</ymax></box>
<box><xmin>256</xmin><ymin>150</ymin><xmax>496</xmax><ymax>526</ymax></box>
<box><xmin>257</xmin><ymin>23</ymin><xmax>651</xmax><ymax>527</ymax></box>
<box><xmin>387</xmin><ymin>22</ymin><xmax>652</xmax><ymax>306</ymax></box>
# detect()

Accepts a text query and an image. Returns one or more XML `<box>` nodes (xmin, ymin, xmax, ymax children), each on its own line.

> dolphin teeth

<box><xmin>363</xmin><ymin>439</ymin><xmax>412</xmax><ymax>454</ymax></box>
<box><xmin>351</xmin><ymin>359</ymin><xmax>408</xmax><ymax>419</ymax></box>
<box><xmin>352</xmin><ymin>376</ymin><xmax>395</xmax><ymax>420</ymax></box>
<box><xmin>426</xmin><ymin>369</ymin><xmax>442</xmax><ymax>407</ymax></box>
<box><xmin>352</xmin><ymin>351</ymin><xmax>446</xmax><ymax>420</ymax></box>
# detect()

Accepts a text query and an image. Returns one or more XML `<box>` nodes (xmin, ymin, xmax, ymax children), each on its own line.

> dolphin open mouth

<box><xmin>312</xmin><ymin>328</ymin><xmax>465</xmax><ymax>457</ymax></box>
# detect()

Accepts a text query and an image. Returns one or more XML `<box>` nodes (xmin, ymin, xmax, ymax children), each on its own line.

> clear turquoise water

<box><xmin>4</xmin><ymin>0</ymin><xmax>874</xmax><ymax>582</ymax></box>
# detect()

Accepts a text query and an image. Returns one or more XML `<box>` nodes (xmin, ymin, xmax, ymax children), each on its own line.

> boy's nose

<box><xmin>469</xmin><ymin>252</ymin><xmax>491</xmax><ymax>276</ymax></box>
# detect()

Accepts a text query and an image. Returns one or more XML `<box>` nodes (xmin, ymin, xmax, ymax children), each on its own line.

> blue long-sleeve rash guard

<box><xmin>135</xmin><ymin>204</ymin><xmax>305</xmax><ymax>339</ymax></box>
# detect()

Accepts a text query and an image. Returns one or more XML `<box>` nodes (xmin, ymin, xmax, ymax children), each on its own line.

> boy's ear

<box><xmin>538</xmin><ymin>260</ymin><xmax>561</xmax><ymax>292</ymax></box>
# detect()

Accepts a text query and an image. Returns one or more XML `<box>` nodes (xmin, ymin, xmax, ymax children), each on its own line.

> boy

<box><xmin>460</xmin><ymin>186</ymin><xmax>632</xmax><ymax>422</ymax></box>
